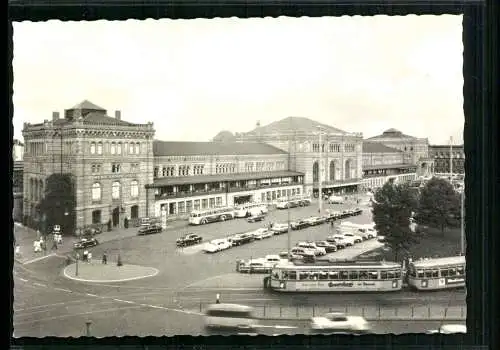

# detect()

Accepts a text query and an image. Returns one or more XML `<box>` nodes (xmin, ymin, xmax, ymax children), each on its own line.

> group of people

<box><xmin>32</xmin><ymin>231</ymin><xmax>64</xmax><ymax>253</ymax></box>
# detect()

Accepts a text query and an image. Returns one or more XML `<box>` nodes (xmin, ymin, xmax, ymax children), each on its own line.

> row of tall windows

<box><xmin>216</xmin><ymin>163</ymin><xmax>237</xmax><ymax>174</ymax></box>
<box><xmin>91</xmin><ymin>163</ymin><xmax>140</xmax><ymax>174</ymax></box>
<box><xmin>90</xmin><ymin>142</ymin><xmax>142</xmax><ymax>155</ymax></box>
<box><xmin>91</xmin><ymin>180</ymin><xmax>140</xmax><ymax>202</ymax></box>
<box><xmin>162</xmin><ymin>196</ymin><xmax>224</xmax><ymax>215</ymax></box>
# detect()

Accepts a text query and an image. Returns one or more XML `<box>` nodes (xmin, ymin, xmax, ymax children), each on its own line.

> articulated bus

<box><xmin>265</xmin><ymin>261</ymin><xmax>403</xmax><ymax>293</ymax></box>
<box><xmin>407</xmin><ymin>256</ymin><xmax>466</xmax><ymax>290</ymax></box>
<box><xmin>188</xmin><ymin>207</ymin><xmax>235</xmax><ymax>225</ymax></box>
<box><xmin>234</xmin><ymin>203</ymin><xmax>269</xmax><ymax>218</ymax></box>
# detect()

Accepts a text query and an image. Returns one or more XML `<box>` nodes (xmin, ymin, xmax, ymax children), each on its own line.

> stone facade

<box><xmin>22</xmin><ymin>101</ymin><xmax>155</xmax><ymax>231</ymax></box>
<box><xmin>236</xmin><ymin>117</ymin><xmax>363</xmax><ymax>196</ymax></box>
<box><xmin>429</xmin><ymin>144</ymin><xmax>465</xmax><ymax>174</ymax></box>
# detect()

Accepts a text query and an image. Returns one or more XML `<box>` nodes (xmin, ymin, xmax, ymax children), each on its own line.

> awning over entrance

<box><xmin>146</xmin><ymin>170</ymin><xmax>305</xmax><ymax>188</ymax></box>
<box><xmin>312</xmin><ymin>179</ymin><xmax>360</xmax><ymax>189</ymax></box>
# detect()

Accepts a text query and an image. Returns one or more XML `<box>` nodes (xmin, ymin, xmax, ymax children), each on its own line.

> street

<box><xmin>13</xmin><ymin>198</ymin><xmax>466</xmax><ymax>337</ymax></box>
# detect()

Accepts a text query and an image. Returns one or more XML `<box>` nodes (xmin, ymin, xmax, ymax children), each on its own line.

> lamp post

<box><xmin>316</xmin><ymin>126</ymin><xmax>324</xmax><ymax>214</ymax></box>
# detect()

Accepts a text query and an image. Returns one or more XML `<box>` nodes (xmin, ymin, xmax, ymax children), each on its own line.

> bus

<box><xmin>276</xmin><ymin>196</ymin><xmax>312</xmax><ymax>209</ymax></box>
<box><xmin>407</xmin><ymin>256</ymin><xmax>466</xmax><ymax>290</ymax></box>
<box><xmin>188</xmin><ymin>207</ymin><xmax>235</xmax><ymax>225</ymax></box>
<box><xmin>265</xmin><ymin>260</ymin><xmax>403</xmax><ymax>293</ymax></box>
<box><xmin>234</xmin><ymin>203</ymin><xmax>269</xmax><ymax>218</ymax></box>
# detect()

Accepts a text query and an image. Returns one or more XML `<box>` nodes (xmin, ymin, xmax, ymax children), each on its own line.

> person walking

<box><xmin>83</xmin><ymin>250</ymin><xmax>89</xmax><ymax>262</ymax></box>
<box><xmin>215</xmin><ymin>293</ymin><xmax>220</xmax><ymax>304</ymax></box>
<box><xmin>87</xmin><ymin>252</ymin><xmax>92</xmax><ymax>263</ymax></box>
<box><xmin>15</xmin><ymin>245</ymin><xmax>20</xmax><ymax>257</ymax></box>
<box><xmin>102</xmin><ymin>252</ymin><xmax>107</xmax><ymax>264</ymax></box>
<box><xmin>51</xmin><ymin>239</ymin><xmax>58</xmax><ymax>250</ymax></box>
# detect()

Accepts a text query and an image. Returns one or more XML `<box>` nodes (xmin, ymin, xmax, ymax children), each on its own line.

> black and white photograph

<box><xmin>12</xmin><ymin>15</ymin><xmax>466</xmax><ymax>337</ymax></box>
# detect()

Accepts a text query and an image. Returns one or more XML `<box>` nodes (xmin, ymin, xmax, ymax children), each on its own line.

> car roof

<box><xmin>206</xmin><ymin>303</ymin><xmax>254</xmax><ymax>312</ymax></box>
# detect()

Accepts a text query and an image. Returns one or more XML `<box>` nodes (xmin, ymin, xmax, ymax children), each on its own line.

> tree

<box><xmin>416</xmin><ymin>177</ymin><xmax>461</xmax><ymax>235</ymax></box>
<box><xmin>372</xmin><ymin>182</ymin><xmax>419</xmax><ymax>262</ymax></box>
<box><xmin>38</xmin><ymin>174</ymin><xmax>76</xmax><ymax>236</ymax></box>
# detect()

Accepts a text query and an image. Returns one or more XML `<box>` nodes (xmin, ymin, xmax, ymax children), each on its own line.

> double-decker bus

<box><xmin>265</xmin><ymin>260</ymin><xmax>403</xmax><ymax>293</ymax></box>
<box><xmin>407</xmin><ymin>256</ymin><xmax>465</xmax><ymax>290</ymax></box>
<box><xmin>188</xmin><ymin>207</ymin><xmax>235</xmax><ymax>225</ymax></box>
<box><xmin>234</xmin><ymin>203</ymin><xmax>269</xmax><ymax>218</ymax></box>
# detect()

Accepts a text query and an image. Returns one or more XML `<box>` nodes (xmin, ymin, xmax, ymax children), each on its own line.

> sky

<box><xmin>13</xmin><ymin>15</ymin><xmax>464</xmax><ymax>145</ymax></box>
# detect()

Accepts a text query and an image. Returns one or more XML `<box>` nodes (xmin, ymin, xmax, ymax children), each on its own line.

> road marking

<box><xmin>113</xmin><ymin>299</ymin><xmax>135</xmax><ymax>304</ymax></box>
<box><xmin>86</xmin><ymin>293</ymin><xmax>99</xmax><ymax>297</ymax></box>
<box><xmin>63</xmin><ymin>265</ymin><xmax>159</xmax><ymax>283</ymax></box>
<box><xmin>274</xmin><ymin>325</ymin><xmax>298</xmax><ymax>329</ymax></box>
<box><xmin>18</xmin><ymin>278</ymin><xmax>28</xmax><ymax>282</ymax></box>
<box><xmin>54</xmin><ymin>288</ymin><xmax>72</xmax><ymax>293</ymax></box>
<box><xmin>23</xmin><ymin>253</ymin><xmax>57</xmax><ymax>265</ymax></box>
<box><xmin>33</xmin><ymin>282</ymin><xmax>47</xmax><ymax>288</ymax></box>
<box><xmin>182</xmin><ymin>274</ymin><xmax>236</xmax><ymax>289</ymax></box>
<box><xmin>14</xmin><ymin>298</ymin><xmax>96</xmax><ymax>312</ymax></box>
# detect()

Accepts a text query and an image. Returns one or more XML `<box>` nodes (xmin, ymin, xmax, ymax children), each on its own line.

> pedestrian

<box><xmin>51</xmin><ymin>239</ymin><xmax>58</xmax><ymax>250</ymax></box>
<box><xmin>102</xmin><ymin>252</ymin><xmax>107</xmax><ymax>264</ymax></box>
<box><xmin>15</xmin><ymin>245</ymin><xmax>20</xmax><ymax>257</ymax></box>
<box><xmin>87</xmin><ymin>252</ymin><xmax>92</xmax><ymax>263</ymax></box>
<box><xmin>83</xmin><ymin>250</ymin><xmax>89</xmax><ymax>262</ymax></box>
<box><xmin>42</xmin><ymin>240</ymin><xmax>47</xmax><ymax>255</ymax></box>
<box><xmin>216</xmin><ymin>293</ymin><xmax>220</xmax><ymax>304</ymax></box>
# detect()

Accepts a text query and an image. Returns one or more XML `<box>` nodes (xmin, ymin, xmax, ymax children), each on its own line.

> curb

<box><xmin>62</xmin><ymin>264</ymin><xmax>160</xmax><ymax>283</ymax></box>
<box><xmin>255</xmin><ymin>317</ymin><xmax>466</xmax><ymax>322</ymax></box>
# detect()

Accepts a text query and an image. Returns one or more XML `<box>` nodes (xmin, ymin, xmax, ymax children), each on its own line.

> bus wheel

<box><xmin>220</xmin><ymin>215</ymin><xmax>226</xmax><ymax>222</ymax></box>
<box><xmin>201</xmin><ymin>219</ymin><xmax>207</xmax><ymax>225</ymax></box>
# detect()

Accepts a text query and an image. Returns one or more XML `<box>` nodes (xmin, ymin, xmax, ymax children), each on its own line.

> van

<box><xmin>204</xmin><ymin>303</ymin><xmax>257</xmax><ymax>332</ymax></box>
<box><xmin>328</xmin><ymin>195</ymin><xmax>344</xmax><ymax>204</ymax></box>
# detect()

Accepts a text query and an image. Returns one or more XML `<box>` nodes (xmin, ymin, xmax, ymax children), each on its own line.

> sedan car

<box><xmin>310</xmin><ymin>313</ymin><xmax>371</xmax><ymax>334</ymax></box>
<box><xmin>290</xmin><ymin>220</ymin><xmax>309</xmax><ymax>230</ymax></box>
<box><xmin>176</xmin><ymin>233</ymin><xmax>203</xmax><ymax>247</ymax></box>
<box><xmin>326</xmin><ymin>236</ymin><xmax>346</xmax><ymax>249</ymax></box>
<box><xmin>314</xmin><ymin>240</ymin><xmax>338</xmax><ymax>253</ymax></box>
<box><xmin>304</xmin><ymin>216</ymin><xmax>326</xmax><ymax>226</ymax></box>
<box><xmin>138</xmin><ymin>224</ymin><xmax>163</xmax><ymax>236</ymax></box>
<box><xmin>247</xmin><ymin>214</ymin><xmax>266</xmax><ymax>223</ymax></box>
<box><xmin>230</xmin><ymin>233</ymin><xmax>255</xmax><ymax>246</ymax></box>
<box><xmin>73</xmin><ymin>237</ymin><xmax>99</xmax><ymax>249</ymax></box>
<box><xmin>251</xmin><ymin>228</ymin><xmax>274</xmax><ymax>240</ymax></box>
<box><xmin>271</xmin><ymin>223</ymin><xmax>289</xmax><ymax>235</ymax></box>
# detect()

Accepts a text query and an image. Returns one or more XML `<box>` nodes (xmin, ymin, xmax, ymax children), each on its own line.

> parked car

<box><xmin>326</xmin><ymin>236</ymin><xmax>346</xmax><ymax>249</ymax></box>
<box><xmin>73</xmin><ymin>237</ymin><xmax>99</xmax><ymax>249</ymax></box>
<box><xmin>327</xmin><ymin>195</ymin><xmax>345</xmax><ymax>204</ymax></box>
<box><xmin>251</xmin><ymin>228</ymin><xmax>274</xmax><ymax>240</ymax></box>
<box><xmin>271</xmin><ymin>223</ymin><xmax>289</xmax><ymax>235</ymax></box>
<box><xmin>176</xmin><ymin>233</ymin><xmax>203</xmax><ymax>247</ymax></box>
<box><xmin>340</xmin><ymin>231</ymin><xmax>363</xmax><ymax>244</ymax></box>
<box><xmin>330</xmin><ymin>235</ymin><xmax>354</xmax><ymax>247</ymax></box>
<box><xmin>291</xmin><ymin>246</ymin><xmax>317</xmax><ymax>258</ymax></box>
<box><xmin>230</xmin><ymin>233</ymin><xmax>255</xmax><ymax>246</ymax></box>
<box><xmin>247</xmin><ymin>214</ymin><xmax>266</xmax><ymax>223</ymax></box>
<box><xmin>203</xmin><ymin>239</ymin><xmax>231</xmax><ymax>253</ymax></box>
<box><xmin>296</xmin><ymin>242</ymin><xmax>327</xmax><ymax>256</ymax></box>
<box><xmin>310</xmin><ymin>313</ymin><xmax>371</xmax><ymax>334</ymax></box>
<box><xmin>138</xmin><ymin>224</ymin><xmax>163</xmax><ymax>236</ymax></box>
<box><xmin>314</xmin><ymin>240</ymin><xmax>338</xmax><ymax>253</ymax></box>
<box><xmin>290</xmin><ymin>220</ymin><xmax>309</xmax><ymax>230</ymax></box>
<box><xmin>352</xmin><ymin>208</ymin><xmax>363</xmax><ymax>216</ymax></box>
<box><xmin>304</xmin><ymin>216</ymin><xmax>326</xmax><ymax>226</ymax></box>
<box><xmin>297</xmin><ymin>199</ymin><xmax>312</xmax><ymax>206</ymax></box>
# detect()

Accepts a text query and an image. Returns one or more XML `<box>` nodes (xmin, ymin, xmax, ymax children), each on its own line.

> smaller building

<box><xmin>429</xmin><ymin>144</ymin><xmax>465</xmax><ymax>175</ymax></box>
<box><xmin>13</xmin><ymin>161</ymin><xmax>24</xmax><ymax>222</ymax></box>
<box><xmin>360</xmin><ymin>141</ymin><xmax>417</xmax><ymax>191</ymax></box>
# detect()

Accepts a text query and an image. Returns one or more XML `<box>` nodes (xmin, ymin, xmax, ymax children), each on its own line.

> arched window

<box><xmin>345</xmin><ymin>159</ymin><xmax>352</xmax><ymax>180</ymax></box>
<box><xmin>92</xmin><ymin>183</ymin><xmax>102</xmax><ymax>201</ymax></box>
<box><xmin>90</xmin><ymin>142</ymin><xmax>96</xmax><ymax>154</ymax></box>
<box><xmin>117</xmin><ymin>143</ymin><xmax>122</xmax><ymax>155</ymax></box>
<box><xmin>97</xmin><ymin>142</ymin><xmax>103</xmax><ymax>155</ymax></box>
<box><xmin>130</xmin><ymin>180</ymin><xmax>139</xmax><ymax>198</ymax></box>
<box><xmin>313</xmin><ymin>161</ymin><xmax>319</xmax><ymax>182</ymax></box>
<box><xmin>329</xmin><ymin>160</ymin><xmax>337</xmax><ymax>181</ymax></box>
<box><xmin>112</xmin><ymin>181</ymin><xmax>121</xmax><ymax>200</ymax></box>
<box><xmin>129</xmin><ymin>143</ymin><xmax>134</xmax><ymax>154</ymax></box>
<box><xmin>110</xmin><ymin>143</ymin><xmax>116</xmax><ymax>155</ymax></box>
<box><xmin>135</xmin><ymin>142</ymin><xmax>140</xmax><ymax>155</ymax></box>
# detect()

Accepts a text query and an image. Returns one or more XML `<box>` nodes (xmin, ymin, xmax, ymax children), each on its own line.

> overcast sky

<box><xmin>13</xmin><ymin>15</ymin><xmax>464</xmax><ymax>144</ymax></box>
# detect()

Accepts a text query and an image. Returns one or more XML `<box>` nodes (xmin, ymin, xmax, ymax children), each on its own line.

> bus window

<box><xmin>282</xmin><ymin>272</ymin><xmax>288</xmax><ymax>280</ymax></box>
<box><xmin>310</xmin><ymin>273</ymin><xmax>318</xmax><ymax>280</ymax></box>
<box><xmin>449</xmin><ymin>268</ymin><xmax>457</xmax><ymax>276</ymax></box>
<box><xmin>299</xmin><ymin>272</ymin><xmax>308</xmax><ymax>280</ymax></box>
<box><xmin>457</xmin><ymin>266</ymin><xmax>465</xmax><ymax>275</ymax></box>
<box><xmin>432</xmin><ymin>270</ymin><xmax>439</xmax><ymax>278</ymax></box>
<box><xmin>348</xmin><ymin>271</ymin><xmax>359</xmax><ymax>280</ymax></box>
<box><xmin>417</xmin><ymin>270</ymin><xmax>424</xmax><ymax>278</ymax></box>
<box><xmin>380</xmin><ymin>271</ymin><xmax>388</xmax><ymax>280</ymax></box>
<box><xmin>408</xmin><ymin>267</ymin><xmax>416</xmax><ymax>277</ymax></box>
<box><xmin>319</xmin><ymin>272</ymin><xmax>328</xmax><ymax>280</ymax></box>
<box><xmin>288</xmin><ymin>271</ymin><xmax>297</xmax><ymax>280</ymax></box>
<box><xmin>441</xmin><ymin>269</ymin><xmax>449</xmax><ymax>277</ymax></box>
<box><xmin>369</xmin><ymin>271</ymin><xmax>379</xmax><ymax>280</ymax></box>
<box><xmin>339</xmin><ymin>271</ymin><xmax>349</xmax><ymax>279</ymax></box>
<box><xmin>424</xmin><ymin>270</ymin><xmax>433</xmax><ymax>278</ymax></box>
<box><xmin>329</xmin><ymin>271</ymin><xmax>339</xmax><ymax>280</ymax></box>
<box><xmin>359</xmin><ymin>271</ymin><xmax>369</xmax><ymax>280</ymax></box>
<box><xmin>387</xmin><ymin>271</ymin><xmax>395</xmax><ymax>279</ymax></box>
<box><xmin>395</xmin><ymin>270</ymin><xmax>401</xmax><ymax>279</ymax></box>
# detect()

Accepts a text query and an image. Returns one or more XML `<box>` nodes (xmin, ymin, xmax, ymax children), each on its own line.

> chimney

<box><xmin>52</xmin><ymin>111</ymin><xmax>60</xmax><ymax>121</ymax></box>
<box><xmin>115</xmin><ymin>110</ymin><xmax>121</xmax><ymax>120</ymax></box>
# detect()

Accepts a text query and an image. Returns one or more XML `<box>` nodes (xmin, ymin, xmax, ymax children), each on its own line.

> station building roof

<box><xmin>362</xmin><ymin>141</ymin><xmax>402</xmax><ymax>153</ymax></box>
<box><xmin>362</xmin><ymin>163</ymin><xmax>417</xmax><ymax>171</ymax></box>
<box><xmin>153</xmin><ymin>141</ymin><xmax>287</xmax><ymax>157</ymax></box>
<box><xmin>241</xmin><ymin>116</ymin><xmax>348</xmax><ymax>136</ymax></box>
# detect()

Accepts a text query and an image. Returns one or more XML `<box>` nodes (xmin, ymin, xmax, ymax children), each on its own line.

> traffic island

<box><xmin>63</xmin><ymin>261</ymin><xmax>159</xmax><ymax>283</ymax></box>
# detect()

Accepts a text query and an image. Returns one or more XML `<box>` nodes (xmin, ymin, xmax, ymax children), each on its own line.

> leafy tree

<box><xmin>416</xmin><ymin>177</ymin><xmax>461</xmax><ymax>234</ymax></box>
<box><xmin>372</xmin><ymin>182</ymin><xmax>419</xmax><ymax>261</ymax></box>
<box><xmin>38</xmin><ymin>174</ymin><xmax>76</xmax><ymax>236</ymax></box>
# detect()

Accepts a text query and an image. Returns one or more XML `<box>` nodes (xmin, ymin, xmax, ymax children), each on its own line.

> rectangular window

<box><xmin>97</xmin><ymin>143</ymin><xmax>103</xmax><ymax>155</ymax></box>
<box><xmin>90</xmin><ymin>142</ymin><xmax>96</xmax><ymax>154</ymax></box>
<box><xmin>202</xmin><ymin>199</ymin><xmax>208</xmax><ymax>209</ymax></box>
<box><xmin>194</xmin><ymin>200</ymin><xmax>200</xmax><ymax>210</ymax></box>
<box><xmin>186</xmin><ymin>200</ymin><xmax>193</xmax><ymax>213</ymax></box>
<box><xmin>209</xmin><ymin>198</ymin><xmax>215</xmax><ymax>208</ymax></box>
<box><xmin>348</xmin><ymin>271</ymin><xmax>358</xmax><ymax>280</ymax></box>
<box><xmin>178</xmin><ymin>202</ymin><xmax>186</xmax><ymax>214</ymax></box>
<box><xmin>112</xmin><ymin>164</ymin><xmax>121</xmax><ymax>173</ymax></box>
<box><xmin>216</xmin><ymin>197</ymin><xmax>222</xmax><ymax>207</ymax></box>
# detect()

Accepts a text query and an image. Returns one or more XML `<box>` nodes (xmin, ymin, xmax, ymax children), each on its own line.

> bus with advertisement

<box><xmin>264</xmin><ymin>260</ymin><xmax>403</xmax><ymax>293</ymax></box>
<box><xmin>188</xmin><ymin>207</ymin><xmax>235</xmax><ymax>225</ymax></box>
<box><xmin>407</xmin><ymin>256</ymin><xmax>465</xmax><ymax>290</ymax></box>
<box><xmin>234</xmin><ymin>203</ymin><xmax>269</xmax><ymax>218</ymax></box>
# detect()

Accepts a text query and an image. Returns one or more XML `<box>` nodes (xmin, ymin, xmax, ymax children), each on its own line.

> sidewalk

<box><xmin>13</xmin><ymin>219</ymin><xmax>189</xmax><ymax>265</ymax></box>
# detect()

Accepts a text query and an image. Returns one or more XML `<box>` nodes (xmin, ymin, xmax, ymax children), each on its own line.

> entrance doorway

<box><xmin>131</xmin><ymin>205</ymin><xmax>139</xmax><ymax>219</ymax></box>
<box><xmin>112</xmin><ymin>207</ymin><xmax>120</xmax><ymax>227</ymax></box>
<box><xmin>92</xmin><ymin>210</ymin><xmax>102</xmax><ymax>224</ymax></box>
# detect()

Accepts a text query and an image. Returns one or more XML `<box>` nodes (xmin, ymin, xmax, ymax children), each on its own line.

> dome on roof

<box><xmin>383</xmin><ymin>128</ymin><xmax>401</xmax><ymax>134</ymax></box>
<box><xmin>213</xmin><ymin>130</ymin><xmax>236</xmax><ymax>142</ymax></box>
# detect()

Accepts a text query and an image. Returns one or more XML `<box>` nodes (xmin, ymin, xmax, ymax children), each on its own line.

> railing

<box><xmin>194</xmin><ymin>303</ymin><xmax>466</xmax><ymax>321</ymax></box>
